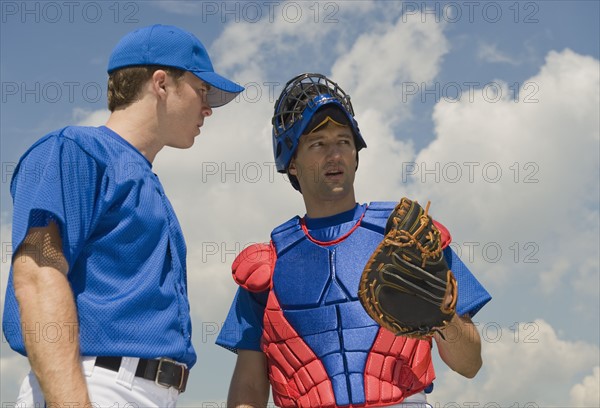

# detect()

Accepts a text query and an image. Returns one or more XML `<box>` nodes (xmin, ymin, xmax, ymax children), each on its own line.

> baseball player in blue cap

<box><xmin>3</xmin><ymin>24</ymin><xmax>243</xmax><ymax>406</ymax></box>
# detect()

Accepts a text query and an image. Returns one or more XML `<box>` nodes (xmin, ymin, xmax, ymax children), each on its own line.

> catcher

<box><xmin>217</xmin><ymin>73</ymin><xmax>491</xmax><ymax>407</ymax></box>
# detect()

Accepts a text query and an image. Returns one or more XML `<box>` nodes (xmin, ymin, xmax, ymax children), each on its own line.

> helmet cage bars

<box><xmin>272</xmin><ymin>73</ymin><xmax>366</xmax><ymax>173</ymax></box>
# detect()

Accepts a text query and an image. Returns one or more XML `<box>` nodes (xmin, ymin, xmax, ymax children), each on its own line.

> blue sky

<box><xmin>1</xmin><ymin>1</ymin><xmax>599</xmax><ymax>405</ymax></box>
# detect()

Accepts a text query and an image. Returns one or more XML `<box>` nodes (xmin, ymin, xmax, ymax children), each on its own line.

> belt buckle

<box><xmin>155</xmin><ymin>358</ymin><xmax>186</xmax><ymax>392</ymax></box>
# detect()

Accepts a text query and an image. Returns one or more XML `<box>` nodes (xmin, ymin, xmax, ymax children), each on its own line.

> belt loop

<box><xmin>81</xmin><ymin>356</ymin><xmax>97</xmax><ymax>377</ymax></box>
<box><xmin>116</xmin><ymin>357</ymin><xmax>139</xmax><ymax>390</ymax></box>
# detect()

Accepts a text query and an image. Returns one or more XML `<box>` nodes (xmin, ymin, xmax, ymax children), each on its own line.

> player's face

<box><xmin>289</xmin><ymin>123</ymin><xmax>357</xmax><ymax>205</ymax></box>
<box><xmin>166</xmin><ymin>72</ymin><xmax>213</xmax><ymax>148</ymax></box>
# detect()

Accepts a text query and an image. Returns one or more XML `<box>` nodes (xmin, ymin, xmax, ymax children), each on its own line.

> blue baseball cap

<box><xmin>108</xmin><ymin>24</ymin><xmax>244</xmax><ymax>107</ymax></box>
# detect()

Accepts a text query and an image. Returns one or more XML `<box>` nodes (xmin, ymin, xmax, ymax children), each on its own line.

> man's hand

<box><xmin>433</xmin><ymin>313</ymin><xmax>482</xmax><ymax>378</ymax></box>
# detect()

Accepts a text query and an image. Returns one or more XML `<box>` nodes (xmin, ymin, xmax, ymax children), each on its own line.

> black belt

<box><xmin>95</xmin><ymin>356</ymin><xmax>188</xmax><ymax>393</ymax></box>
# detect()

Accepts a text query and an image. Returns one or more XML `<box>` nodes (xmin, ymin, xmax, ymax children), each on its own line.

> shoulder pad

<box><xmin>232</xmin><ymin>242</ymin><xmax>277</xmax><ymax>292</ymax></box>
<box><xmin>433</xmin><ymin>220</ymin><xmax>452</xmax><ymax>249</ymax></box>
<box><xmin>270</xmin><ymin>216</ymin><xmax>305</xmax><ymax>256</ymax></box>
<box><xmin>361</xmin><ymin>201</ymin><xmax>397</xmax><ymax>232</ymax></box>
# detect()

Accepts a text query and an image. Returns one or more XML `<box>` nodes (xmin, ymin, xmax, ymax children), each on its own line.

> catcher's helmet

<box><xmin>272</xmin><ymin>73</ymin><xmax>366</xmax><ymax>174</ymax></box>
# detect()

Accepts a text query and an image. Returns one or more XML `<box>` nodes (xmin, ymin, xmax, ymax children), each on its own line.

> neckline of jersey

<box><xmin>300</xmin><ymin>203</ymin><xmax>367</xmax><ymax>247</ymax></box>
<box><xmin>98</xmin><ymin>126</ymin><xmax>152</xmax><ymax>168</ymax></box>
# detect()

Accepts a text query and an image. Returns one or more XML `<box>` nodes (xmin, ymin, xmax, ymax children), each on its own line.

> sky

<box><xmin>1</xmin><ymin>0</ymin><xmax>599</xmax><ymax>406</ymax></box>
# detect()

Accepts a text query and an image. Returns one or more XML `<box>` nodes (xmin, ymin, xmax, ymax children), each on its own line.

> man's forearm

<box><xmin>227</xmin><ymin>350</ymin><xmax>270</xmax><ymax>408</ymax></box>
<box><xmin>227</xmin><ymin>367</ymin><xmax>270</xmax><ymax>408</ymax></box>
<box><xmin>14</xmin><ymin>230</ymin><xmax>91</xmax><ymax>404</ymax></box>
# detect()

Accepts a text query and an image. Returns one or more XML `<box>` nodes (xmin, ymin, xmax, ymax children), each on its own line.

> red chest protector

<box><xmin>233</xmin><ymin>203</ymin><xmax>451</xmax><ymax>407</ymax></box>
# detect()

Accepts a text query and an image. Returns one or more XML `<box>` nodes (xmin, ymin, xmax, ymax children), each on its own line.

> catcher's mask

<box><xmin>272</xmin><ymin>73</ymin><xmax>366</xmax><ymax>190</ymax></box>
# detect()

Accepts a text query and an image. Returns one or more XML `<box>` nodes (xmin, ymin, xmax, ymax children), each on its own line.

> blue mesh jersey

<box><xmin>2</xmin><ymin>126</ymin><xmax>196</xmax><ymax>367</ymax></box>
<box><xmin>216</xmin><ymin>203</ymin><xmax>492</xmax><ymax>352</ymax></box>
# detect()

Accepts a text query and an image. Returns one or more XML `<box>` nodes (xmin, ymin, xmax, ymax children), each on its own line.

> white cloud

<box><xmin>331</xmin><ymin>12</ymin><xmax>449</xmax><ymax>123</ymax></box>
<box><xmin>478</xmin><ymin>43</ymin><xmax>520</xmax><ymax>65</ymax></box>
<box><xmin>73</xmin><ymin>108</ymin><xmax>110</xmax><ymax>127</ymax></box>
<box><xmin>570</xmin><ymin>366</ymin><xmax>600</xmax><ymax>407</ymax></box>
<box><xmin>353</xmin><ymin>109</ymin><xmax>416</xmax><ymax>201</ymax></box>
<box><xmin>209</xmin><ymin>3</ymin><xmax>342</xmax><ymax>83</ymax></box>
<box><xmin>540</xmin><ymin>257</ymin><xmax>569</xmax><ymax>294</ymax></box>
<box><xmin>430</xmin><ymin>320</ymin><xmax>599</xmax><ymax>407</ymax></box>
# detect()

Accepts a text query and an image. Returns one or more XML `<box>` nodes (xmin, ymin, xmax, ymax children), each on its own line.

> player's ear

<box><xmin>288</xmin><ymin>159</ymin><xmax>297</xmax><ymax>176</ymax></box>
<box><xmin>151</xmin><ymin>69</ymin><xmax>168</xmax><ymax>97</ymax></box>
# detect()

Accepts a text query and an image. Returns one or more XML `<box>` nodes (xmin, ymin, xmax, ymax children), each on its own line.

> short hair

<box><xmin>107</xmin><ymin>65</ymin><xmax>186</xmax><ymax>111</ymax></box>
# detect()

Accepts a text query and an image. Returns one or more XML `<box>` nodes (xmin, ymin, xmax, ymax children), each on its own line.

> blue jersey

<box><xmin>2</xmin><ymin>126</ymin><xmax>196</xmax><ymax>367</ymax></box>
<box><xmin>217</xmin><ymin>203</ymin><xmax>491</xmax><ymax>353</ymax></box>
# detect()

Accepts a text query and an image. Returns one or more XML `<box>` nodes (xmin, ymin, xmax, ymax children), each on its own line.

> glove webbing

<box><xmin>385</xmin><ymin>201</ymin><xmax>443</xmax><ymax>268</ymax></box>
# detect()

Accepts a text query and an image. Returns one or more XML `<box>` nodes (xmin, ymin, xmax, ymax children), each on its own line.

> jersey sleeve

<box><xmin>10</xmin><ymin>131</ymin><xmax>101</xmax><ymax>267</ymax></box>
<box><xmin>443</xmin><ymin>247</ymin><xmax>491</xmax><ymax>317</ymax></box>
<box><xmin>216</xmin><ymin>287</ymin><xmax>268</xmax><ymax>353</ymax></box>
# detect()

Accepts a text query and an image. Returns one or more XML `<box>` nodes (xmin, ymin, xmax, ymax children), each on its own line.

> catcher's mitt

<box><xmin>358</xmin><ymin>198</ymin><xmax>457</xmax><ymax>338</ymax></box>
